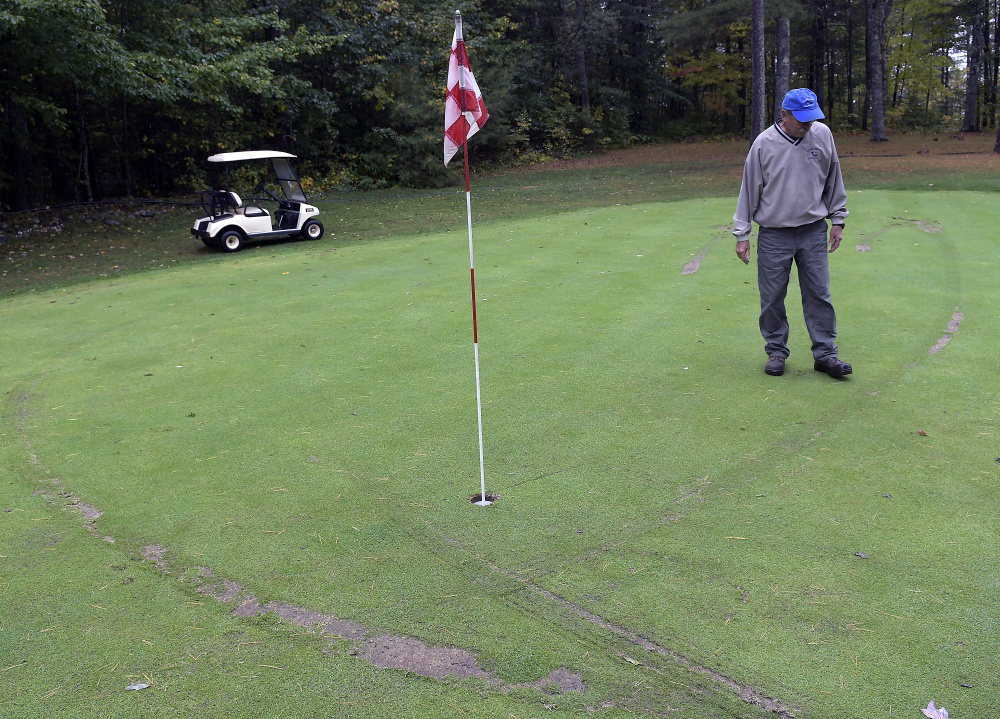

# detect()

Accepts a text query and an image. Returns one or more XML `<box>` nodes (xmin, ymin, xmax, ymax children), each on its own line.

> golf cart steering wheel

<box><xmin>252</xmin><ymin>181</ymin><xmax>281</xmax><ymax>202</ymax></box>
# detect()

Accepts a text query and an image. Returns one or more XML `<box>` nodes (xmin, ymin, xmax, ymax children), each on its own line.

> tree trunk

<box><xmin>847</xmin><ymin>1</ymin><xmax>856</xmax><ymax>126</ymax></box>
<box><xmin>983</xmin><ymin>0</ymin><xmax>994</xmax><ymax>127</ymax></box>
<box><xmin>828</xmin><ymin>37</ymin><xmax>835</xmax><ymax>123</ymax></box>
<box><xmin>942</xmin><ymin>49</ymin><xmax>951</xmax><ymax>117</ymax></box>
<box><xmin>891</xmin><ymin>4</ymin><xmax>906</xmax><ymax>107</ymax></box>
<box><xmin>7</xmin><ymin>102</ymin><xmax>31</xmax><ymax>211</ymax></box>
<box><xmin>45</xmin><ymin>132</ymin><xmax>74</xmax><ymax>204</ymax></box>
<box><xmin>123</xmin><ymin>96</ymin><xmax>132</xmax><ymax>197</ymax></box>
<box><xmin>866</xmin><ymin>0</ymin><xmax>891</xmax><ymax>141</ymax></box>
<box><xmin>774</xmin><ymin>15</ymin><xmax>790</xmax><ymax>124</ymax></box>
<box><xmin>575</xmin><ymin>0</ymin><xmax>590</xmax><ymax>112</ymax></box>
<box><xmin>880</xmin><ymin>0</ymin><xmax>890</xmax><ymax>121</ymax></box>
<box><xmin>963</xmin><ymin>0</ymin><xmax>985</xmax><ymax>131</ymax></box>
<box><xmin>751</xmin><ymin>0</ymin><xmax>766</xmax><ymax>139</ymax></box>
<box><xmin>105</xmin><ymin>101</ymin><xmax>132</xmax><ymax>198</ymax></box>
<box><xmin>992</xmin><ymin>0</ymin><xmax>999</xmax><ymax>126</ymax></box>
<box><xmin>812</xmin><ymin>14</ymin><xmax>826</xmax><ymax>110</ymax></box>
<box><xmin>76</xmin><ymin>88</ymin><xmax>94</xmax><ymax>202</ymax></box>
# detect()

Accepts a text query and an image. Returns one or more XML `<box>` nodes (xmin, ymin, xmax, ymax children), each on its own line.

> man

<box><xmin>733</xmin><ymin>88</ymin><xmax>852</xmax><ymax>379</ymax></box>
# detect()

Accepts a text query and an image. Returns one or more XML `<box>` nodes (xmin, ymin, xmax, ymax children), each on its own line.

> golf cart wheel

<box><xmin>301</xmin><ymin>219</ymin><xmax>324</xmax><ymax>240</ymax></box>
<box><xmin>219</xmin><ymin>230</ymin><xmax>244</xmax><ymax>252</ymax></box>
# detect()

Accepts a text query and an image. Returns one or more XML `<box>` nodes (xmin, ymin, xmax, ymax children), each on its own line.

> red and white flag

<box><xmin>444</xmin><ymin>12</ymin><xmax>488</xmax><ymax>166</ymax></box>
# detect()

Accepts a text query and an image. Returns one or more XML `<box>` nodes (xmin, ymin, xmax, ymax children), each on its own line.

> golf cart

<box><xmin>191</xmin><ymin>150</ymin><xmax>323</xmax><ymax>252</ymax></box>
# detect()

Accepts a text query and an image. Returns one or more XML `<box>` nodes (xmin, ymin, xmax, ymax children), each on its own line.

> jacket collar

<box><xmin>775</xmin><ymin>121</ymin><xmax>803</xmax><ymax>145</ymax></box>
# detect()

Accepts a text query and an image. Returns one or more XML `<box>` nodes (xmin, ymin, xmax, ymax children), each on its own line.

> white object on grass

<box><xmin>922</xmin><ymin>701</ymin><xmax>949</xmax><ymax>719</ymax></box>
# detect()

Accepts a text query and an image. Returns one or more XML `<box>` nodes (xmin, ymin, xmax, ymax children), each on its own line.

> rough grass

<box><xmin>3</xmin><ymin>134</ymin><xmax>1000</xmax><ymax>718</ymax></box>
<box><xmin>3</xmin><ymin>131</ymin><xmax>998</xmax><ymax>296</ymax></box>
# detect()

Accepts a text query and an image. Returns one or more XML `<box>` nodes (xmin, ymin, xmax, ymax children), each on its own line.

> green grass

<box><xmin>3</xmin><ymin>139</ymin><xmax>1000</xmax><ymax>717</ymax></box>
<box><xmin>4</xmin><ymin>130</ymin><xmax>996</xmax><ymax>297</ymax></box>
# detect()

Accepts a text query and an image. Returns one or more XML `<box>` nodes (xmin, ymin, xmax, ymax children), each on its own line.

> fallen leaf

<box><xmin>922</xmin><ymin>700</ymin><xmax>949</xmax><ymax>719</ymax></box>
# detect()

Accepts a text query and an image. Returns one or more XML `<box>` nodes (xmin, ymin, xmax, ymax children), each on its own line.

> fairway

<box><xmin>3</xmin><ymin>190</ymin><xmax>999</xmax><ymax>717</ymax></box>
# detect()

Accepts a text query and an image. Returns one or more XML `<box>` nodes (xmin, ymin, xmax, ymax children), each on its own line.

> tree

<box><xmin>751</xmin><ymin>0</ymin><xmax>766</xmax><ymax>139</ymax></box>
<box><xmin>845</xmin><ymin>0</ymin><xmax>857</xmax><ymax>125</ymax></box>
<box><xmin>0</xmin><ymin>0</ymin><xmax>129</xmax><ymax>208</ymax></box>
<box><xmin>881</xmin><ymin>0</ymin><xmax>964</xmax><ymax>131</ymax></box>
<box><xmin>0</xmin><ymin>0</ymin><xmax>986</xmax><ymax>207</ymax></box>
<box><xmin>866</xmin><ymin>0</ymin><xmax>892</xmax><ymax>140</ymax></box>
<box><xmin>774</xmin><ymin>14</ymin><xmax>791</xmax><ymax>123</ymax></box>
<box><xmin>575</xmin><ymin>0</ymin><xmax>591</xmax><ymax>112</ymax></box>
<box><xmin>963</xmin><ymin>0</ymin><xmax>986</xmax><ymax>131</ymax></box>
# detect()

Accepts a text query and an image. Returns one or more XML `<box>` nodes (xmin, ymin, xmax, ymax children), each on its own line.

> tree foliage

<box><xmin>0</xmin><ymin>0</ymin><xmax>981</xmax><ymax>210</ymax></box>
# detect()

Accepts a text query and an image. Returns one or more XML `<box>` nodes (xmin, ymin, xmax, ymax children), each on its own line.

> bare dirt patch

<box><xmin>510</xmin><ymin>668</ymin><xmax>588</xmax><ymax>694</ymax></box>
<box><xmin>142</xmin><ymin>552</ymin><xmax>583</xmax><ymax>690</ymax></box>
<box><xmin>224</xmin><ymin>595</ymin><xmax>585</xmax><ymax>690</ymax></box>
<box><xmin>855</xmin><ymin>215</ymin><xmax>945</xmax><ymax>249</ymax></box>
<box><xmin>362</xmin><ymin>633</ymin><xmax>490</xmax><ymax>681</ymax></box>
<box><xmin>189</xmin><ymin>567</ymin><xmax>243</xmax><ymax>602</ymax></box>
<box><xmin>513</xmin><ymin>140</ymin><xmax>750</xmax><ymax>173</ymax></box>
<box><xmin>142</xmin><ymin>545</ymin><xmax>169</xmax><ymax>571</ymax></box>
<box><xmin>231</xmin><ymin>598</ymin><xmax>368</xmax><ymax>641</ymax></box>
<box><xmin>511</xmin><ymin>131</ymin><xmax>996</xmax><ymax>174</ymax></box>
<box><xmin>682</xmin><ymin>236</ymin><xmax>725</xmax><ymax>274</ymax></box>
<box><xmin>929</xmin><ymin>310</ymin><xmax>964</xmax><ymax>354</ymax></box>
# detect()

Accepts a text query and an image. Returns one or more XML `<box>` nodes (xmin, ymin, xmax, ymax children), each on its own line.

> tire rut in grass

<box><xmin>855</xmin><ymin>217</ymin><xmax>963</xmax><ymax>361</ymax></box>
<box><xmin>480</xmin><ymin>559</ymin><xmax>797</xmax><ymax>719</ymax></box>
<box><xmin>928</xmin><ymin>309</ymin><xmax>963</xmax><ymax>354</ymax></box>
<box><xmin>411</xmin><ymin>515</ymin><xmax>798</xmax><ymax>718</ymax></box>
<box><xmin>15</xmin><ymin>380</ymin><xmax>114</xmax><ymax>543</ymax></box>
<box><xmin>194</xmin><ymin>565</ymin><xmax>589</xmax><ymax>693</ymax></box>
<box><xmin>11</xmin><ymin>382</ymin><xmax>586</xmax><ymax>696</ymax></box>
<box><xmin>681</xmin><ymin>235</ymin><xmax>725</xmax><ymax>275</ymax></box>
<box><xmin>184</xmin><ymin>559</ymin><xmax>585</xmax><ymax>689</ymax></box>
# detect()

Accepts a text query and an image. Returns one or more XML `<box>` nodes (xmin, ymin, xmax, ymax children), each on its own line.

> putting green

<box><xmin>2</xmin><ymin>191</ymin><xmax>997</xmax><ymax>717</ymax></box>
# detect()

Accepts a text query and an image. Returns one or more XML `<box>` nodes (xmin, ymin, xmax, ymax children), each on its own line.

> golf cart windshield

<box><xmin>206</xmin><ymin>151</ymin><xmax>308</xmax><ymax>203</ymax></box>
<box><xmin>270</xmin><ymin>158</ymin><xmax>307</xmax><ymax>202</ymax></box>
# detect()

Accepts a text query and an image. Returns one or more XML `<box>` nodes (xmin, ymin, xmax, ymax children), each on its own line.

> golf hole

<box><xmin>470</xmin><ymin>493</ymin><xmax>498</xmax><ymax>506</ymax></box>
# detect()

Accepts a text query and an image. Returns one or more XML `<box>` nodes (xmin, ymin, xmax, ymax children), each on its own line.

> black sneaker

<box><xmin>765</xmin><ymin>355</ymin><xmax>786</xmax><ymax>376</ymax></box>
<box><xmin>814</xmin><ymin>356</ymin><xmax>852</xmax><ymax>378</ymax></box>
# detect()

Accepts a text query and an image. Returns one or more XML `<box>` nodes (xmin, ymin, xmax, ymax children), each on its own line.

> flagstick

<box><xmin>464</xmin><ymin>127</ymin><xmax>490</xmax><ymax>507</ymax></box>
<box><xmin>449</xmin><ymin>9</ymin><xmax>490</xmax><ymax>506</ymax></box>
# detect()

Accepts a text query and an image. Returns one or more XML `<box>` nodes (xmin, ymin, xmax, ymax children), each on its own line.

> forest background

<box><xmin>0</xmin><ymin>0</ymin><xmax>987</xmax><ymax>212</ymax></box>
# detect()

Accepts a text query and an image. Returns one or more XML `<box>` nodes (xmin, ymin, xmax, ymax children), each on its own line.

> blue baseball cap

<box><xmin>781</xmin><ymin>88</ymin><xmax>825</xmax><ymax>122</ymax></box>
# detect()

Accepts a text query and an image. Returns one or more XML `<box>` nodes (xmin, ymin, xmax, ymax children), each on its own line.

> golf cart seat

<box><xmin>243</xmin><ymin>204</ymin><xmax>269</xmax><ymax>218</ymax></box>
<box><xmin>221</xmin><ymin>191</ymin><xmax>268</xmax><ymax>218</ymax></box>
<box><xmin>222</xmin><ymin>191</ymin><xmax>242</xmax><ymax>211</ymax></box>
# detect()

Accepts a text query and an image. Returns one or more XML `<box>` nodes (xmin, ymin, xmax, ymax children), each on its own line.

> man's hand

<box><xmin>735</xmin><ymin>239</ymin><xmax>750</xmax><ymax>265</ymax></box>
<box><xmin>829</xmin><ymin>224</ymin><xmax>843</xmax><ymax>253</ymax></box>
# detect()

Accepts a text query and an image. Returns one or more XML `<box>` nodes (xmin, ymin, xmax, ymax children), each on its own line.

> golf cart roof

<box><xmin>207</xmin><ymin>151</ymin><xmax>297</xmax><ymax>163</ymax></box>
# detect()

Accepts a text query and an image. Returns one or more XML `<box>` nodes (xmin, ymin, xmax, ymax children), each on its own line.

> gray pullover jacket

<box><xmin>733</xmin><ymin>121</ymin><xmax>849</xmax><ymax>240</ymax></box>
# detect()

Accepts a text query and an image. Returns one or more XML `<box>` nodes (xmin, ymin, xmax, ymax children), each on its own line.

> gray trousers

<box><xmin>757</xmin><ymin>219</ymin><xmax>838</xmax><ymax>361</ymax></box>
